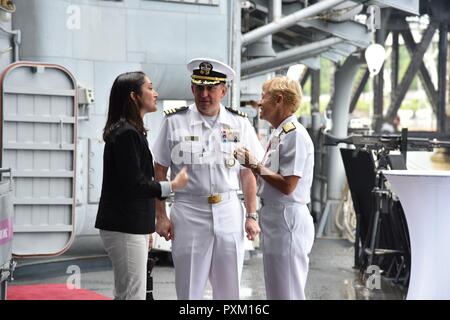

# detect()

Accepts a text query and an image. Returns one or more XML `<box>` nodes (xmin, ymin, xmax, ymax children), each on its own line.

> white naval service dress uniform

<box><xmin>258</xmin><ymin>114</ymin><xmax>315</xmax><ymax>300</ymax></box>
<box><xmin>152</xmin><ymin>103</ymin><xmax>264</xmax><ymax>300</ymax></box>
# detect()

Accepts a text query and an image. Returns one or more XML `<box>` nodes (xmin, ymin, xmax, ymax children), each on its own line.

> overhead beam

<box><xmin>241</xmin><ymin>56</ymin><xmax>319</xmax><ymax>80</ymax></box>
<box><xmin>300</xmin><ymin>57</ymin><xmax>321</xmax><ymax>70</ymax></box>
<box><xmin>301</xmin><ymin>68</ymin><xmax>311</xmax><ymax>88</ymax></box>
<box><xmin>252</xmin><ymin>1</ymin><xmax>371</xmax><ymax>49</ymax></box>
<box><xmin>241</xmin><ymin>37</ymin><xmax>344</xmax><ymax>76</ymax></box>
<box><xmin>321</xmin><ymin>51</ymin><xmax>346</xmax><ymax>64</ymax></box>
<box><xmin>372</xmin><ymin>9</ymin><xmax>392</xmax><ymax>132</ymax></box>
<box><xmin>281</xmin><ymin>3</ymin><xmax>371</xmax><ymax>48</ymax></box>
<box><xmin>350</xmin><ymin>13</ymin><xmax>390</xmax><ymax>115</ymax></box>
<box><xmin>242</xmin><ymin>0</ymin><xmax>347</xmax><ymax>46</ymax></box>
<box><xmin>385</xmin><ymin>22</ymin><xmax>438</xmax><ymax>121</ymax></box>
<box><xmin>360</xmin><ymin>0</ymin><xmax>419</xmax><ymax>15</ymax></box>
<box><xmin>311</xmin><ymin>69</ymin><xmax>321</xmax><ymax>113</ymax></box>
<box><xmin>241</xmin><ymin>56</ymin><xmax>321</xmax><ymax>80</ymax></box>
<box><xmin>437</xmin><ymin>23</ymin><xmax>448</xmax><ymax>133</ymax></box>
<box><xmin>401</xmin><ymin>24</ymin><xmax>438</xmax><ymax>114</ymax></box>
<box><xmin>330</xmin><ymin>42</ymin><xmax>358</xmax><ymax>57</ymax></box>
<box><xmin>391</xmin><ymin>31</ymin><xmax>400</xmax><ymax>101</ymax></box>
<box><xmin>373</xmin><ymin>29</ymin><xmax>388</xmax><ymax>132</ymax></box>
<box><xmin>297</xmin><ymin>19</ymin><xmax>372</xmax><ymax>48</ymax></box>
<box><xmin>349</xmin><ymin>69</ymin><xmax>370</xmax><ymax>113</ymax></box>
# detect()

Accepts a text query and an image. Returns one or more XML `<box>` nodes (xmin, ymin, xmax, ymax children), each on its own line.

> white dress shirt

<box><xmin>257</xmin><ymin>115</ymin><xmax>314</xmax><ymax>204</ymax></box>
<box><xmin>152</xmin><ymin>103</ymin><xmax>264</xmax><ymax>195</ymax></box>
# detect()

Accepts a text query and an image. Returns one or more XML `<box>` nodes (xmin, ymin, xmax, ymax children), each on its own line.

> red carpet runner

<box><xmin>7</xmin><ymin>284</ymin><xmax>111</xmax><ymax>300</ymax></box>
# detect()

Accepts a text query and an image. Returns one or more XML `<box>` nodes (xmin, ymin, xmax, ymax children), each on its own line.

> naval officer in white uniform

<box><xmin>234</xmin><ymin>76</ymin><xmax>315</xmax><ymax>300</ymax></box>
<box><xmin>152</xmin><ymin>58</ymin><xmax>264</xmax><ymax>300</ymax></box>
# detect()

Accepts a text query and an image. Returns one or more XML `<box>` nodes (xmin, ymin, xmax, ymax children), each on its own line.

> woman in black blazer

<box><xmin>95</xmin><ymin>71</ymin><xmax>188</xmax><ymax>300</ymax></box>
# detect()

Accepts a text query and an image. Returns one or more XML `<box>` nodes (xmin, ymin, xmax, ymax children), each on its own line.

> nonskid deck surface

<box><xmin>8</xmin><ymin>238</ymin><xmax>405</xmax><ymax>300</ymax></box>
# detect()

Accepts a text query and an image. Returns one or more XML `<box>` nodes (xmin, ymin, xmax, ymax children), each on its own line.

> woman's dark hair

<box><xmin>103</xmin><ymin>71</ymin><xmax>148</xmax><ymax>141</ymax></box>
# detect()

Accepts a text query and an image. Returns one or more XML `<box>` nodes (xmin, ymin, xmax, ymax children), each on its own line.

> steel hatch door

<box><xmin>0</xmin><ymin>62</ymin><xmax>77</xmax><ymax>257</ymax></box>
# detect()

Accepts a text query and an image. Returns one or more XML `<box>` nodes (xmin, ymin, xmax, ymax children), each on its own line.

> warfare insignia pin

<box><xmin>225</xmin><ymin>157</ymin><xmax>236</xmax><ymax>168</ymax></box>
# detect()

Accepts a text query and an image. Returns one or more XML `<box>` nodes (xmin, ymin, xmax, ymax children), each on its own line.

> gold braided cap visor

<box><xmin>191</xmin><ymin>75</ymin><xmax>228</xmax><ymax>85</ymax></box>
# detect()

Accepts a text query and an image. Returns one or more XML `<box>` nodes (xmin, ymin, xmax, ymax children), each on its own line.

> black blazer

<box><xmin>95</xmin><ymin>121</ymin><xmax>163</xmax><ymax>234</ymax></box>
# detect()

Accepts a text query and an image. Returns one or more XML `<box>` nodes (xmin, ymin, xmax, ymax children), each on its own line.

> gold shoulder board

<box><xmin>225</xmin><ymin>106</ymin><xmax>247</xmax><ymax>118</ymax></box>
<box><xmin>282</xmin><ymin>122</ymin><xmax>296</xmax><ymax>134</ymax></box>
<box><xmin>164</xmin><ymin>106</ymin><xmax>189</xmax><ymax>117</ymax></box>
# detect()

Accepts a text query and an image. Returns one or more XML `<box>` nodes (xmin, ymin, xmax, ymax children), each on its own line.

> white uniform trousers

<box><xmin>171</xmin><ymin>192</ymin><xmax>245</xmax><ymax>300</ymax></box>
<box><xmin>100</xmin><ymin>230</ymin><xmax>149</xmax><ymax>300</ymax></box>
<box><xmin>260</xmin><ymin>202</ymin><xmax>315</xmax><ymax>300</ymax></box>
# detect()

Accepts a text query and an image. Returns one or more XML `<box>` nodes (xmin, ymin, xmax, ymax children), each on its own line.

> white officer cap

<box><xmin>187</xmin><ymin>57</ymin><xmax>235</xmax><ymax>85</ymax></box>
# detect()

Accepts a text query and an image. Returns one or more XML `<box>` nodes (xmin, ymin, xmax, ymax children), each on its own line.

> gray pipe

<box><xmin>244</xmin><ymin>0</ymin><xmax>281</xmax><ymax>59</ymax></box>
<box><xmin>227</xmin><ymin>0</ymin><xmax>234</xmax><ymax>107</ymax></box>
<box><xmin>231</xmin><ymin>0</ymin><xmax>242</xmax><ymax>108</ymax></box>
<box><xmin>0</xmin><ymin>25</ymin><xmax>20</xmax><ymax>62</ymax></box>
<box><xmin>242</xmin><ymin>0</ymin><xmax>347</xmax><ymax>46</ymax></box>
<box><xmin>327</xmin><ymin>55</ymin><xmax>361</xmax><ymax>200</ymax></box>
<box><xmin>241</xmin><ymin>56</ymin><xmax>320</xmax><ymax>79</ymax></box>
<box><xmin>270</xmin><ymin>0</ymin><xmax>282</xmax><ymax>22</ymax></box>
<box><xmin>317</xmin><ymin>55</ymin><xmax>361</xmax><ymax>237</ymax></box>
<box><xmin>242</xmin><ymin>37</ymin><xmax>344</xmax><ymax>74</ymax></box>
<box><xmin>311</xmin><ymin>111</ymin><xmax>322</xmax><ymax>215</ymax></box>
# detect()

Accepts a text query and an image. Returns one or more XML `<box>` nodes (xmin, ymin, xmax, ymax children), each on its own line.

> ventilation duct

<box><xmin>244</xmin><ymin>35</ymin><xmax>276</xmax><ymax>58</ymax></box>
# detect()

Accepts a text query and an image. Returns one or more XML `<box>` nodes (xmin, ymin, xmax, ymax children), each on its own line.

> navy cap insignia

<box><xmin>199</xmin><ymin>62</ymin><xmax>213</xmax><ymax>76</ymax></box>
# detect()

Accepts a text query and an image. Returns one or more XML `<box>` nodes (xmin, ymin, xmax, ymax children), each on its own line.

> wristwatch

<box><xmin>249</xmin><ymin>162</ymin><xmax>260</xmax><ymax>174</ymax></box>
<box><xmin>246</xmin><ymin>212</ymin><xmax>258</xmax><ymax>221</ymax></box>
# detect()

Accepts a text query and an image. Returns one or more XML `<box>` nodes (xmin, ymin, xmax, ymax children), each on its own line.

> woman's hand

<box><xmin>234</xmin><ymin>147</ymin><xmax>259</xmax><ymax>169</ymax></box>
<box><xmin>170</xmin><ymin>166</ymin><xmax>189</xmax><ymax>191</ymax></box>
<box><xmin>156</xmin><ymin>215</ymin><xmax>174</xmax><ymax>241</ymax></box>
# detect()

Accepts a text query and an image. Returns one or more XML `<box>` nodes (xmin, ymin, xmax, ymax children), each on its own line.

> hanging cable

<box><xmin>335</xmin><ymin>183</ymin><xmax>356</xmax><ymax>243</ymax></box>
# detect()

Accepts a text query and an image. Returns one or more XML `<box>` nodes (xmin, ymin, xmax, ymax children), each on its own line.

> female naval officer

<box><xmin>234</xmin><ymin>76</ymin><xmax>315</xmax><ymax>300</ymax></box>
<box><xmin>95</xmin><ymin>71</ymin><xmax>188</xmax><ymax>300</ymax></box>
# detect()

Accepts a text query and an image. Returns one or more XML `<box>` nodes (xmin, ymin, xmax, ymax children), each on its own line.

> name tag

<box><xmin>184</xmin><ymin>136</ymin><xmax>199</xmax><ymax>142</ymax></box>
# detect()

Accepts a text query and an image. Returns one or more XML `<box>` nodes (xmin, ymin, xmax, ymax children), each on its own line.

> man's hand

<box><xmin>171</xmin><ymin>166</ymin><xmax>189</xmax><ymax>191</ymax></box>
<box><xmin>148</xmin><ymin>234</ymin><xmax>153</xmax><ymax>251</ymax></box>
<box><xmin>154</xmin><ymin>163</ymin><xmax>173</xmax><ymax>240</ymax></box>
<box><xmin>234</xmin><ymin>146</ymin><xmax>259</xmax><ymax>169</ymax></box>
<box><xmin>245</xmin><ymin>218</ymin><xmax>261</xmax><ymax>241</ymax></box>
<box><xmin>156</xmin><ymin>214</ymin><xmax>174</xmax><ymax>241</ymax></box>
